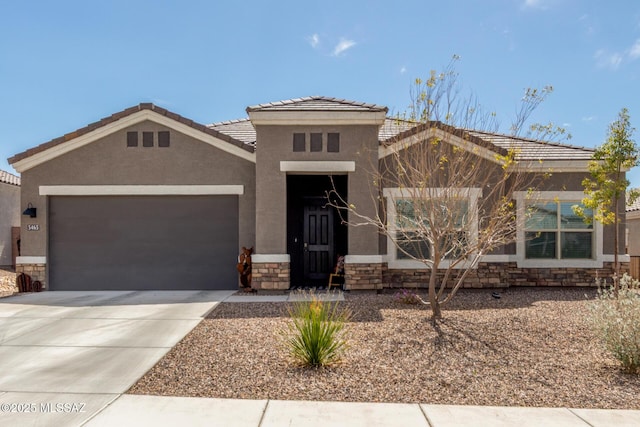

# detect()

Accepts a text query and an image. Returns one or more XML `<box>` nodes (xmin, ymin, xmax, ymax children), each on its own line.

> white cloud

<box><xmin>629</xmin><ymin>39</ymin><xmax>640</xmax><ymax>60</ymax></box>
<box><xmin>594</xmin><ymin>49</ymin><xmax>623</xmax><ymax>70</ymax></box>
<box><xmin>309</xmin><ymin>34</ymin><xmax>320</xmax><ymax>48</ymax></box>
<box><xmin>400</xmin><ymin>66</ymin><xmax>407</xmax><ymax>74</ymax></box>
<box><xmin>582</xmin><ymin>116</ymin><xmax>596</xmax><ymax>122</ymax></box>
<box><xmin>332</xmin><ymin>38</ymin><xmax>356</xmax><ymax>56</ymax></box>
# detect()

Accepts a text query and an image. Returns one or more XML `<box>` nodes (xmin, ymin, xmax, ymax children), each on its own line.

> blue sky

<box><xmin>2</xmin><ymin>0</ymin><xmax>639</xmax><ymax>186</ymax></box>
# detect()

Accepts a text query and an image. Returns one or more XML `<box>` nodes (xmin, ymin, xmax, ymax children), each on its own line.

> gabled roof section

<box><xmin>381</xmin><ymin>120</ymin><xmax>595</xmax><ymax>163</ymax></box>
<box><xmin>0</xmin><ymin>170</ymin><xmax>20</xmax><ymax>186</ymax></box>
<box><xmin>381</xmin><ymin>121</ymin><xmax>511</xmax><ymax>157</ymax></box>
<box><xmin>246</xmin><ymin>96</ymin><xmax>388</xmax><ymax>113</ymax></box>
<box><xmin>9</xmin><ymin>103</ymin><xmax>255</xmax><ymax>172</ymax></box>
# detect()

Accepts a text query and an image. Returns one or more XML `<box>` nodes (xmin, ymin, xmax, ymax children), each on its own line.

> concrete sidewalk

<box><xmin>2</xmin><ymin>393</ymin><xmax>639</xmax><ymax>426</ymax></box>
<box><xmin>80</xmin><ymin>395</ymin><xmax>640</xmax><ymax>426</ymax></box>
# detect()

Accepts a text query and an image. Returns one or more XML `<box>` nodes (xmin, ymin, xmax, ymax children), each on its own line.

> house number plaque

<box><xmin>27</xmin><ymin>224</ymin><xmax>40</xmax><ymax>231</ymax></box>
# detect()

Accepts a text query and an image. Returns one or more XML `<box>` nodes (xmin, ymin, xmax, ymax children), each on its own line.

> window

<box><xmin>383</xmin><ymin>187</ymin><xmax>480</xmax><ymax>268</ymax></box>
<box><xmin>126</xmin><ymin>132</ymin><xmax>138</xmax><ymax>147</ymax></box>
<box><xmin>142</xmin><ymin>131</ymin><xmax>154</xmax><ymax>147</ymax></box>
<box><xmin>394</xmin><ymin>198</ymin><xmax>469</xmax><ymax>260</ymax></box>
<box><xmin>310</xmin><ymin>133</ymin><xmax>322</xmax><ymax>152</ymax></box>
<box><xmin>158</xmin><ymin>131</ymin><xmax>170</xmax><ymax>147</ymax></box>
<box><xmin>327</xmin><ymin>133</ymin><xmax>340</xmax><ymax>152</ymax></box>
<box><xmin>293</xmin><ymin>133</ymin><xmax>305</xmax><ymax>152</ymax></box>
<box><xmin>525</xmin><ymin>201</ymin><xmax>593</xmax><ymax>259</ymax></box>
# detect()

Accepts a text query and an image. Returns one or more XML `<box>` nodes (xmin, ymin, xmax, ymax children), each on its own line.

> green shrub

<box><xmin>590</xmin><ymin>273</ymin><xmax>640</xmax><ymax>373</ymax></box>
<box><xmin>281</xmin><ymin>291</ymin><xmax>350</xmax><ymax>367</ymax></box>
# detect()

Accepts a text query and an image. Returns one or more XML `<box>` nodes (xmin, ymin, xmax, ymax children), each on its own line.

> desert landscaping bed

<box><xmin>0</xmin><ymin>268</ymin><xmax>17</xmax><ymax>298</ymax></box>
<box><xmin>130</xmin><ymin>288</ymin><xmax>640</xmax><ymax>409</ymax></box>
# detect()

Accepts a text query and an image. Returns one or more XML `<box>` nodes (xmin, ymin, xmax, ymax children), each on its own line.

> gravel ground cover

<box><xmin>0</xmin><ymin>268</ymin><xmax>17</xmax><ymax>298</ymax></box>
<box><xmin>132</xmin><ymin>288</ymin><xmax>640</xmax><ymax>408</ymax></box>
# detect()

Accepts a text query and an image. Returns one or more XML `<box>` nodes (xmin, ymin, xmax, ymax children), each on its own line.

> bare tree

<box><xmin>329</xmin><ymin>59</ymin><xmax>553</xmax><ymax>321</ymax></box>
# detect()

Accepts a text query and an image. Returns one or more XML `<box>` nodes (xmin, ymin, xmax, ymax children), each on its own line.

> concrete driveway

<box><xmin>0</xmin><ymin>290</ymin><xmax>233</xmax><ymax>426</ymax></box>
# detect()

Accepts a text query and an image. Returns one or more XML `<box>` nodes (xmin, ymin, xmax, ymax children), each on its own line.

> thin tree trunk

<box><xmin>428</xmin><ymin>267</ymin><xmax>441</xmax><ymax>321</ymax></box>
<box><xmin>614</xmin><ymin>205</ymin><xmax>620</xmax><ymax>296</ymax></box>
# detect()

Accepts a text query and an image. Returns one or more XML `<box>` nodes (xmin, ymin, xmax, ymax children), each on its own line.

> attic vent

<box><xmin>126</xmin><ymin>131</ymin><xmax>170</xmax><ymax>148</ymax></box>
<box><xmin>127</xmin><ymin>132</ymin><xmax>138</xmax><ymax>147</ymax></box>
<box><xmin>293</xmin><ymin>133</ymin><xmax>305</xmax><ymax>152</ymax></box>
<box><xmin>328</xmin><ymin>133</ymin><xmax>340</xmax><ymax>152</ymax></box>
<box><xmin>310</xmin><ymin>133</ymin><xmax>322</xmax><ymax>152</ymax></box>
<box><xmin>158</xmin><ymin>131</ymin><xmax>170</xmax><ymax>147</ymax></box>
<box><xmin>142</xmin><ymin>132</ymin><xmax>154</xmax><ymax>147</ymax></box>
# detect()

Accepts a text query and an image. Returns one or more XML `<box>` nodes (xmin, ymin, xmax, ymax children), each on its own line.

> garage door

<box><xmin>48</xmin><ymin>195</ymin><xmax>238</xmax><ymax>290</ymax></box>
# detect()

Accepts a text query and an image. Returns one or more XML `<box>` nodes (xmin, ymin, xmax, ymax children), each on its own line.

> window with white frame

<box><xmin>525</xmin><ymin>201</ymin><xmax>593</xmax><ymax>259</ymax></box>
<box><xmin>384</xmin><ymin>188</ymin><xmax>480</xmax><ymax>267</ymax></box>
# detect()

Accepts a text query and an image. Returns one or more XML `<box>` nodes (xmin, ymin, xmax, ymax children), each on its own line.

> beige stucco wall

<box><xmin>0</xmin><ymin>181</ymin><xmax>20</xmax><ymax>266</ymax></box>
<box><xmin>254</xmin><ymin>124</ymin><xmax>380</xmax><ymax>255</ymax></box>
<box><xmin>18</xmin><ymin>120</ymin><xmax>256</xmax><ymax>259</ymax></box>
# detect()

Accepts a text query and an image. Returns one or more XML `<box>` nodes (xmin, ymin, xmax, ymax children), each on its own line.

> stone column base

<box><xmin>15</xmin><ymin>256</ymin><xmax>47</xmax><ymax>290</ymax></box>
<box><xmin>344</xmin><ymin>255</ymin><xmax>383</xmax><ymax>290</ymax></box>
<box><xmin>251</xmin><ymin>254</ymin><xmax>290</xmax><ymax>290</ymax></box>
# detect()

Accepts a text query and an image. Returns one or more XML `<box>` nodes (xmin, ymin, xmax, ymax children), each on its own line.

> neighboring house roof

<box><xmin>0</xmin><ymin>170</ymin><xmax>20</xmax><ymax>186</ymax></box>
<box><xmin>8</xmin><ymin>103</ymin><xmax>254</xmax><ymax>165</ymax></box>
<box><xmin>246</xmin><ymin>96</ymin><xmax>388</xmax><ymax>113</ymax></box>
<box><xmin>627</xmin><ymin>194</ymin><xmax>640</xmax><ymax>213</ymax></box>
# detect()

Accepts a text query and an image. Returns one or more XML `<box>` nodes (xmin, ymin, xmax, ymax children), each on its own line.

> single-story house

<box><xmin>8</xmin><ymin>97</ymin><xmax>627</xmax><ymax>291</ymax></box>
<box><xmin>0</xmin><ymin>170</ymin><xmax>20</xmax><ymax>268</ymax></box>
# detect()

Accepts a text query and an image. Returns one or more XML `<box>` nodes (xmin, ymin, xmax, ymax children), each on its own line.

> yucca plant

<box><xmin>282</xmin><ymin>291</ymin><xmax>350</xmax><ymax>367</ymax></box>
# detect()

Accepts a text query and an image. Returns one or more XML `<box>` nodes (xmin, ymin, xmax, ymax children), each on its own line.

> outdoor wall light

<box><xmin>22</xmin><ymin>203</ymin><xmax>37</xmax><ymax>218</ymax></box>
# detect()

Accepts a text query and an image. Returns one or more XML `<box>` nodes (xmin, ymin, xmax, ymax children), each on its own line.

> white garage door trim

<box><xmin>40</xmin><ymin>185</ymin><xmax>244</xmax><ymax>196</ymax></box>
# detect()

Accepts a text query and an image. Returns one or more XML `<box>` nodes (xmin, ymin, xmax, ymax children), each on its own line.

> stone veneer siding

<box><xmin>344</xmin><ymin>263</ymin><xmax>383</xmax><ymax>290</ymax></box>
<box><xmin>381</xmin><ymin>262</ymin><xmax>627</xmax><ymax>289</ymax></box>
<box><xmin>251</xmin><ymin>262</ymin><xmax>290</xmax><ymax>290</ymax></box>
<box><xmin>16</xmin><ymin>263</ymin><xmax>46</xmax><ymax>289</ymax></box>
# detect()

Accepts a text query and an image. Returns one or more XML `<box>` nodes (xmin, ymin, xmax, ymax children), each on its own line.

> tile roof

<box><xmin>207</xmin><ymin>118</ymin><xmax>256</xmax><ymax>146</ymax></box>
<box><xmin>0</xmin><ymin>170</ymin><xmax>20</xmax><ymax>186</ymax></box>
<box><xmin>8</xmin><ymin>98</ymin><xmax>595</xmax><ymax>166</ymax></box>
<box><xmin>8</xmin><ymin>103</ymin><xmax>254</xmax><ymax>165</ymax></box>
<box><xmin>627</xmin><ymin>194</ymin><xmax>640</xmax><ymax>212</ymax></box>
<box><xmin>246</xmin><ymin>96</ymin><xmax>388</xmax><ymax>113</ymax></box>
<box><xmin>379</xmin><ymin>118</ymin><xmax>417</xmax><ymax>142</ymax></box>
<box><xmin>466</xmin><ymin>130</ymin><xmax>595</xmax><ymax>161</ymax></box>
<box><xmin>380</xmin><ymin>123</ymin><xmax>596</xmax><ymax>161</ymax></box>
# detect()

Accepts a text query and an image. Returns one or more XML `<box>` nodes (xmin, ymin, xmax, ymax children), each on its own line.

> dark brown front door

<box><xmin>303</xmin><ymin>198</ymin><xmax>334</xmax><ymax>283</ymax></box>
